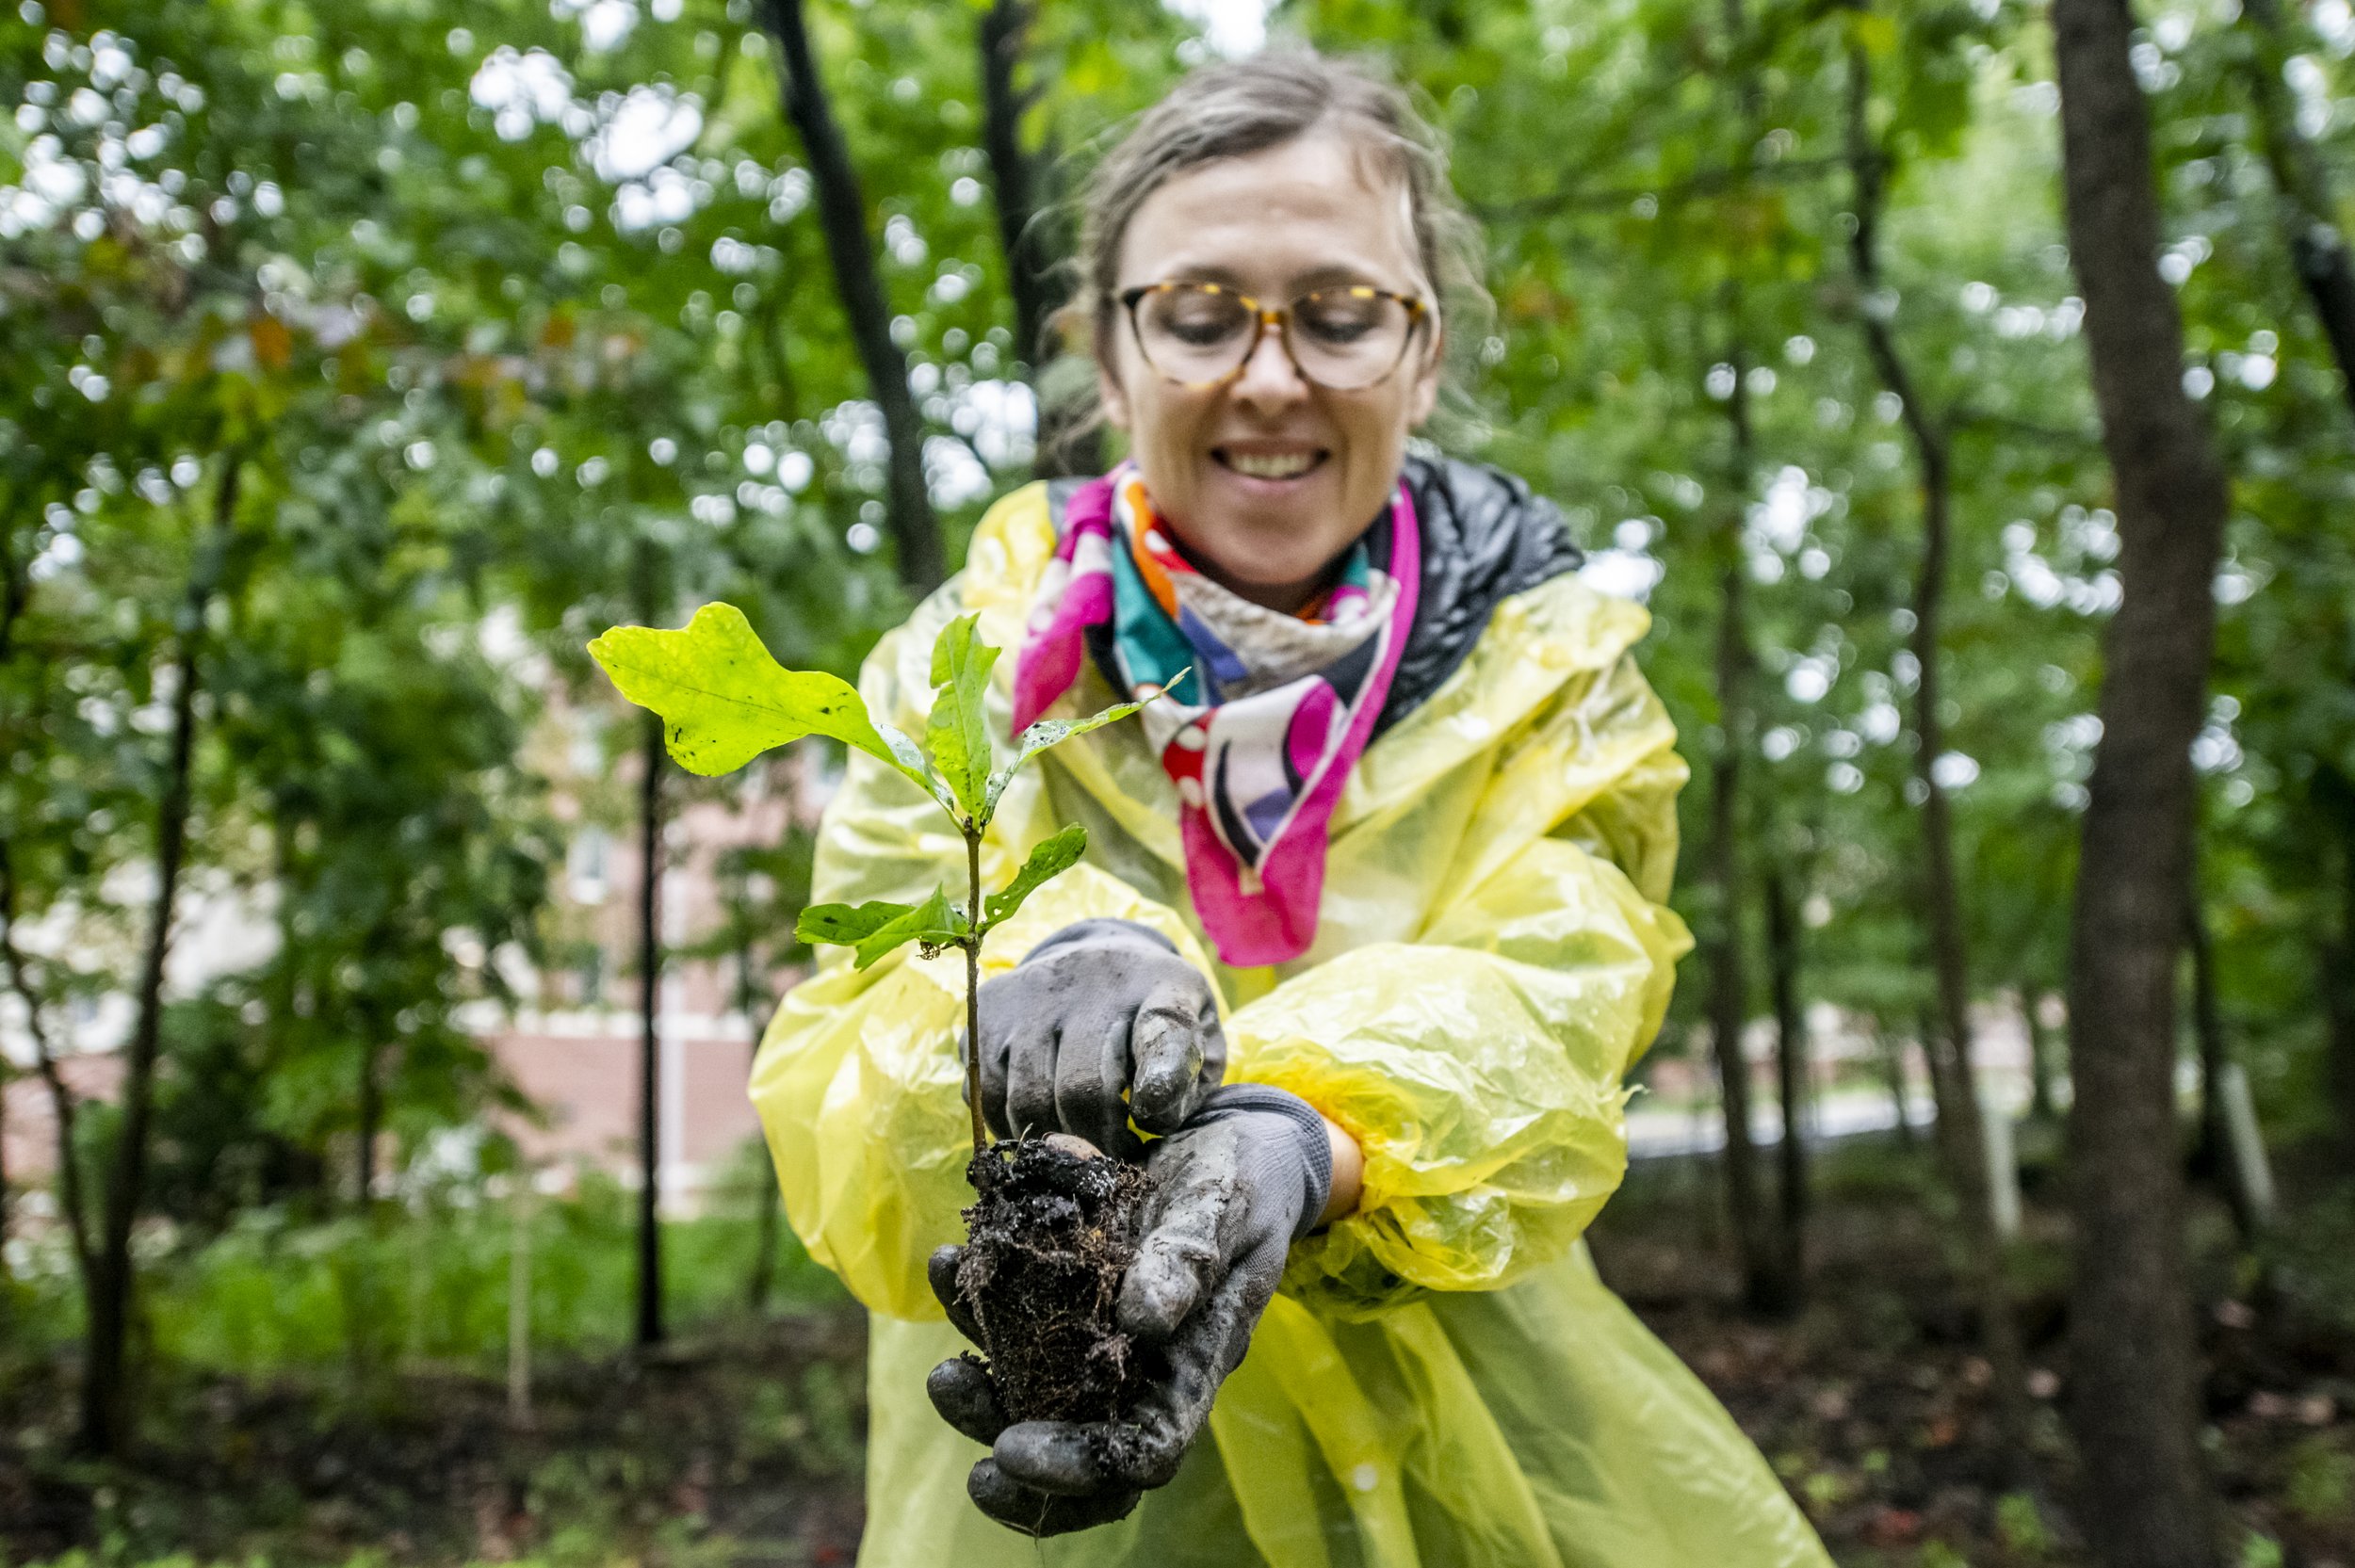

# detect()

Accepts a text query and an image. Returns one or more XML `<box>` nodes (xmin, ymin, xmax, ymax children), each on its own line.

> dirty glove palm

<box><xmin>966</xmin><ymin>917</ymin><xmax>1225</xmax><ymax>1158</ymax></box>
<box><xmin>927</xmin><ymin>1086</ymin><xmax>1333</xmax><ymax>1536</ymax></box>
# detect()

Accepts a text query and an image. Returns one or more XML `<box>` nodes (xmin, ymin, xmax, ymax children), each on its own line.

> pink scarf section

<box><xmin>1011</xmin><ymin>471</ymin><xmax>1421</xmax><ymax>967</ymax></box>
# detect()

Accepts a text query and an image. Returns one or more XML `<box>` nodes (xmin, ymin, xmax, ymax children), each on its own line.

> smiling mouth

<box><xmin>1213</xmin><ymin>447</ymin><xmax>1328</xmax><ymax>481</ymax></box>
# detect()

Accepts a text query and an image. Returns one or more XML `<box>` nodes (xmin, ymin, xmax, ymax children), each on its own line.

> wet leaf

<box><xmin>589</xmin><ymin>603</ymin><xmax>943</xmax><ymax>809</ymax></box>
<box><xmin>983</xmin><ymin>824</ymin><xmax>1087</xmax><ymax>929</ymax></box>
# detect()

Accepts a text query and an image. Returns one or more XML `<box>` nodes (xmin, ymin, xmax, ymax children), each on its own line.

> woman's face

<box><xmin>1099</xmin><ymin>133</ymin><xmax>1442</xmax><ymax>609</ymax></box>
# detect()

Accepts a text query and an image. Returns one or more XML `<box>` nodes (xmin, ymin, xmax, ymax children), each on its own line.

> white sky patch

<box><xmin>590</xmin><ymin>86</ymin><xmax>703</xmax><ymax>182</ymax></box>
<box><xmin>1785</xmin><ymin>655</ymin><xmax>1835</xmax><ymax>704</ymax></box>
<box><xmin>1162</xmin><ymin>0</ymin><xmax>1268</xmax><ymax>56</ymax></box>
<box><xmin>1580</xmin><ymin>550</ymin><xmax>1664</xmax><ymax>603</ymax></box>
<box><xmin>1930</xmin><ymin>752</ymin><xmax>1980</xmax><ymax>791</ymax></box>
<box><xmin>1746</xmin><ymin>464</ymin><xmax>1830</xmax><ymax>556</ymax></box>
<box><xmin>948</xmin><ymin>379</ymin><xmax>1036</xmax><ymax>470</ymax></box>
<box><xmin>926</xmin><ymin>437</ymin><xmax>994</xmax><ymax>509</ymax></box>
<box><xmin>553</xmin><ymin>0</ymin><xmax>640</xmax><ymax>53</ymax></box>
<box><xmin>469</xmin><ymin>46</ymin><xmax>576</xmax><ymax>141</ymax></box>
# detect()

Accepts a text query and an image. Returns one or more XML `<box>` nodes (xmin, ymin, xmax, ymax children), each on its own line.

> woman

<box><xmin>753</xmin><ymin>50</ymin><xmax>1833</xmax><ymax>1568</ymax></box>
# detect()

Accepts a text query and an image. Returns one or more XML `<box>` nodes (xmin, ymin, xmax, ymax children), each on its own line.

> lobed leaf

<box><xmin>983</xmin><ymin>824</ymin><xmax>1088</xmax><ymax>929</ymax></box>
<box><xmin>588</xmin><ymin>603</ymin><xmax>944</xmax><ymax>808</ymax></box>
<box><xmin>925</xmin><ymin>613</ymin><xmax>1000</xmax><ymax>824</ymax></box>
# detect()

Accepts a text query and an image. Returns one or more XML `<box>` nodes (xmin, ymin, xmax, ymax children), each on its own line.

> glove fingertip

<box><xmin>929</xmin><ymin>1354</ymin><xmax>1009</xmax><ymax>1446</ymax></box>
<box><xmin>1116</xmin><ymin>1254</ymin><xmax>1198</xmax><ymax>1342</ymax></box>
<box><xmin>929</xmin><ymin>1245</ymin><xmax>983</xmax><ymax>1342</ymax></box>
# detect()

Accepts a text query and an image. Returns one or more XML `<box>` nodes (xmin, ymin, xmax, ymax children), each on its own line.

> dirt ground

<box><xmin>5</xmin><ymin>1142</ymin><xmax>2351</xmax><ymax>1566</ymax></box>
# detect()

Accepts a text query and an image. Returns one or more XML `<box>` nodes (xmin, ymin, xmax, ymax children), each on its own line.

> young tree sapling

<box><xmin>589</xmin><ymin>603</ymin><xmax>1171</xmax><ymax>1427</ymax></box>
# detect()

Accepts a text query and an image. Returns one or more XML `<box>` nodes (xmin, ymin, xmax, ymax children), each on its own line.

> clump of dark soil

<box><xmin>953</xmin><ymin>1135</ymin><xmax>1156</xmax><ymax>1426</ymax></box>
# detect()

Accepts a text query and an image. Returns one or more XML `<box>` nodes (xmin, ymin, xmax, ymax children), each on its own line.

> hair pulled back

<box><xmin>1063</xmin><ymin>50</ymin><xmax>1489</xmax><ymax>390</ymax></box>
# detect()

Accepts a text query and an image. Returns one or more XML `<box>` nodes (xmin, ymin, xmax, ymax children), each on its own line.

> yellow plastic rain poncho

<box><xmin>751</xmin><ymin>480</ymin><xmax>1833</xmax><ymax>1568</ymax></box>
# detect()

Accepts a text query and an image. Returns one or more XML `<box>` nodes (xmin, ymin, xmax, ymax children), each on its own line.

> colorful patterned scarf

<box><xmin>1012</xmin><ymin>463</ymin><xmax>1421</xmax><ymax>966</ymax></box>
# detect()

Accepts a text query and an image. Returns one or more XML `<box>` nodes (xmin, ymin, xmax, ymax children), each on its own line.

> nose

<box><xmin>1230</xmin><ymin>313</ymin><xmax>1310</xmax><ymax>411</ymax></box>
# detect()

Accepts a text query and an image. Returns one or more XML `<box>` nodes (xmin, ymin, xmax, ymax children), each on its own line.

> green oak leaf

<box><xmin>588</xmin><ymin>603</ymin><xmax>944</xmax><ymax>809</ymax></box>
<box><xmin>926</xmin><ymin>613</ymin><xmax>1000</xmax><ymax>823</ymax></box>
<box><xmin>851</xmin><ymin>885</ymin><xmax>969</xmax><ymax>970</ymax></box>
<box><xmin>981</xmin><ymin>672</ymin><xmax>1185</xmax><ymax>818</ymax></box>
<box><xmin>983</xmin><ymin>824</ymin><xmax>1088</xmax><ymax>929</ymax></box>
<box><xmin>795</xmin><ymin>899</ymin><xmax>915</xmax><ymax>948</ymax></box>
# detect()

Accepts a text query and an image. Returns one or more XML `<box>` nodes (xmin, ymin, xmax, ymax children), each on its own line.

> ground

<box><xmin>3</xmin><ymin>1135</ymin><xmax>2351</xmax><ymax>1567</ymax></box>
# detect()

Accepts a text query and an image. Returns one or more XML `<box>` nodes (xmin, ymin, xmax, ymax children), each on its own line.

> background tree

<box><xmin>2053</xmin><ymin>0</ymin><xmax>2235</xmax><ymax>1560</ymax></box>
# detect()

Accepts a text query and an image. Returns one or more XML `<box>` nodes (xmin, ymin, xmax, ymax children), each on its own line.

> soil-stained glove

<box><xmin>926</xmin><ymin>1086</ymin><xmax>1332</xmax><ymax>1536</ymax></box>
<box><xmin>966</xmin><ymin>917</ymin><xmax>1226</xmax><ymax>1160</ymax></box>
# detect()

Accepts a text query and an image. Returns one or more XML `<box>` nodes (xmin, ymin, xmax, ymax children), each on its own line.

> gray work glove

<box><xmin>965</xmin><ymin>917</ymin><xmax>1226</xmax><ymax>1160</ymax></box>
<box><xmin>926</xmin><ymin>1085</ymin><xmax>1334</xmax><ymax>1537</ymax></box>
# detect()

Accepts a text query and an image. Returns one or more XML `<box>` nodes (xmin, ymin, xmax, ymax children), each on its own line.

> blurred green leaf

<box><xmin>983</xmin><ymin>823</ymin><xmax>1088</xmax><ymax>929</ymax></box>
<box><xmin>926</xmin><ymin>613</ymin><xmax>1000</xmax><ymax>822</ymax></box>
<box><xmin>797</xmin><ymin>898</ymin><xmax>917</xmax><ymax>948</ymax></box>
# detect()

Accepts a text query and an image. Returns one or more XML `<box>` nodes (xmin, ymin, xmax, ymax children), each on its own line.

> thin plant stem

<box><xmin>966</xmin><ymin>824</ymin><xmax>988</xmax><ymax>1156</ymax></box>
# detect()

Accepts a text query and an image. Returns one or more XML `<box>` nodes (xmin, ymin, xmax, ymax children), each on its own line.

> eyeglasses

<box><xmin>1118</xmin><ymin>281</ymin><xmax>1432</xmax><ymax>392</ymax></box>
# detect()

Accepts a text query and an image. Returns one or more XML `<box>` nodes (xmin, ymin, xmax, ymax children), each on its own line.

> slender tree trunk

<box><xmin>2320</xmin><ymin>774</ymin><xmax>2355</xmax><ymax>1162</ymax></box>
<box><xmin>978</xmin><ymin>0</ymin><xmax>1052</xmax><ymax>373</ymax></box>
<box><xmin>2053</xmin><ymin>2</ymin><xmax>2233</xmax><ymax>1560</ymax></box>
<box><xmin>0</xmin><ymin>501</ymin><xmax>26</xmax><ymax>1246</ymax></box>
<box><xmin>2184</xmin><ymin>880</ymin><xmax>2257</xmax><ymax>1241</ymax></box>
<box><xmin>636</xmin><ymin>709</ymin><xmax>665</xmax><ymax>1350</ymax></box>
<box><xmin>0</xmin><ymin>843</ymin><xmax>93</xmax><ymax>1286</ymax></box>
<box><xmin>1845</xmin><ymin>42</ymin><xmax>2033</xmax><ymax>1470</ymax></box>
<box><xmin>1880</xmin><ymin>1029</ymin><xmax>1917</xmax><ymax>1147</ymax></box>
<box><xmin>78</xmin><ymin>456</ymin><xmax>240</xmax><ymax>1458</ymax></box>
<box><xmin>1702</xmin><ymin>353</ymin><xmax>1789</xmax><ymax>1317</ymax></box>
<box><xmin>762</xmin><ymin>0</ymin><xmax>944</xmax><ymax>591</ymax></box>
<box><xmin>977</xmin><ymin>0</ymin><xmax>1100</xmax><ymax>479</ymax></box>
<box><xmin>2238</xmin><ymin>0</ymin><xmax>2355</xmax><ymax>419</ymax></box>
<box><xmin>748</xmin><ymin>1181</ymin><xmax>780</xmax><ymax>1313</ymax></box>
<box><xmin>355</xmin><ymin>1029</ymin><xmax>382</xmax><ymax>1210</ymax></box>
<box><xmin>1762</xmin><ymin>861</ymin><xmax>1808</xmax><ymax>1292</ymax></box>
<box><xmin>2024</xmin><ymin>989</ymin><xmax>2061</xmax><ymax>1123</ymax></box>
<box><xmin>1916</xmin><ymin>1004</ymin><xmax>1953</xmax><ymax>1131</ymax></box>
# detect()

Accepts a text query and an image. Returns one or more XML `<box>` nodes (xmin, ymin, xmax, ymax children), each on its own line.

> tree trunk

<box><xmin>749</xmin><ymin>1181</ymin><xmax>780</xmax><ymax>1313</ymax></box>
<box><xmin>636</xmin><ymin>709</ymin><xmax>665</xmax><ymax>1350</ymax></box>
<box><xmin>1702</xmin><ymin>353</ymin><xmax>1790</xmax><ymax>1318</ymax></box>
<box><xmin>977</xmin><ymin>0</ymin><xmax>1101</xmax><ymax>479</ymax></box>
<box><xmin>2024</xmin><ymin>990</ymin><xmax>2061</xmax><ymax>1123</ymax></box>
<box><xmin>1762</xmin><ymin>860</ymin><xmax>1808</xmax><ymax>1293</ymax></box>
<box><xmin>2053</xmin><ymin>1</ymin><xmax>2233</xmax><ymax>1560</ymax></box>
<box><xmin>2184</xmin><ymin>880</ymin><xmax>2257</xmax><ymax>1241</ymax></box>
<box><xmin>2321</xmin><ymin>773</ymin><xmax>2355</xmax><ymax>1163</ymax></box>
<box><xmin>1845</xmin><ymin>40</ymin><xmax>2033</xmax><ymax>1472</ymax></box>
<box><xmin>2238</xmin><ymin>0</ymin><xmax>2355</xmax><ymax>419</ymax></box>
<box><xmin>0</xmin><ymin>502</ymin><xmax>26</xmax><ymax>1248</ymax></box>
<box><xmin>1880</xmin><ymin>1029</ymin><xmax>1916</xmax><ymax>1147</ymax></box>
<box><xmin>0</xmin><ymin>842</ymin><xmax>93</xmax><ymax>1287</ymax></box>
<box><xmin>356</xmin><ymin>1029</ymin><xmax>382</xmax><ymax>1210</ymax></box>
<box><xmin>762</xmin><ymin>0</ymin><xmax>944</xmax><ymax>591</ymax></box>
<box><xmin>78</xmin><ymin>456</ymin><xmax>240</xmax><ymax>1458</ymax></box>
<box><xmin>978</xmin><ymin>0</ymin><xmax>1052</xmax><ymax>374</ymax></box>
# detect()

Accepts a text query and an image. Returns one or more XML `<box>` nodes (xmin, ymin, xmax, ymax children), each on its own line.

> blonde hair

<box><xmin>1043</xmin><ymin>50</ymin><xmax>1491</xmax><ymax>452</ymax></box>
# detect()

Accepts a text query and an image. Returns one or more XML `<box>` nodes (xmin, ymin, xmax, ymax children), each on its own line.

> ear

<box><xmin>1097</xmin><ymin>357</ymin><xmax>1132</xmax><ymax>431</ymax></box>
<box><xmin>1407</xmin><ymin>322</ymin><xmax>1443</xmax><ymax>427</ymax></box>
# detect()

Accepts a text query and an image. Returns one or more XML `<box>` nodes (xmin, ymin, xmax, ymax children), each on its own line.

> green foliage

<box><xmin>986</xmin><ymin>822</ymin><xmax>1088</xmax><ymax>927</ymax></box>
<box><xmin>599</xmin><ymin>607</ymin><xmax>1145</xmax><ymax>973</ymax></box>
<box><xmin>13</xmin><ymin>1165</ymin><xmax>845</xmax><ymax>1378</ymax></box>
<box><xmin>590</xmin><ymin>602</ymin><xmax>936</xmax><ymax>798</ymax></box>
<box><xmin>926</xmin><ymin>613</ymin><xmax>1001</xmax><ymax>819</ymax></box>
<box><xmin>986</xmin><ymin>687</ymin><xmax>1163</xmax><ymax>817</ymax></box>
